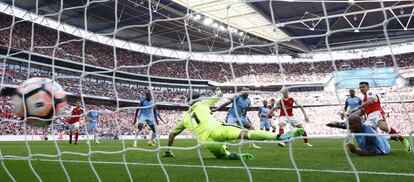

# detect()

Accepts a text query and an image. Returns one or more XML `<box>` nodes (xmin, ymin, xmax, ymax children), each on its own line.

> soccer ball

<box><xmin>13</xmin><ymin>77</ymin><xmax>67</xmax><ymax>127</ymax></box>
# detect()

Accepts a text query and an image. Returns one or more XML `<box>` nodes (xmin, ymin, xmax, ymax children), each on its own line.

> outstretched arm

<box><xmin>344</xmin><ymin>99</ymin><xmax>349</xmax><ymax>112</ymax></box>
<box><xmin>347</xmin><ymin>143</ymin><xmax>380</xmax><ymax>156</ymax></box>
<box><xmin>268</xmin><ymin>102</ymin><xmax>279</xmax><ymax>116</ymax></box>
<box><xmin>133</xmin><ymin>109</ymin><xmax>139</xmax><ymax>125</ymax></box>
<box><xmin>212</xmin><ymin>99</ymin><xmax>231</xmax><ymax>112</ymax></box>
<box><xmin>294</xmin><ymin>99</ymin><xmax>309</xmax><ymax>122</ymax></box>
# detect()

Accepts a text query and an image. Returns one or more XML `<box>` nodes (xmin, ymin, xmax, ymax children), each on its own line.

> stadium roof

<box><xmin>3</xmin><ymin>0</ymin><xmax>414</xmax><ymax>56</ymax></box>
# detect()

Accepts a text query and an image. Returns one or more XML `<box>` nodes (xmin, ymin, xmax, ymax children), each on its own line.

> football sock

<box><xmin>74</xmin><ymin>132</ymin><xmax>79</xmax><ymax>143</ymax></box>
<box><xmin>279</xmin><ymin>128</ymin><xmax>284</xmax><ymax>134</ymax></box>
<box><xmin>389</xmin><ymin>128</ymin><xmax>404</xmax><ymax>142</ymax></box>
<box><xmin>303</xmin><ymin>131</ymin><xmax>308</xmax><ymax>143</ymax></box>
<box><xmin>69</xmin><ymin>132</ymin><xmax>72</xmax><ymax>143</ymax></box>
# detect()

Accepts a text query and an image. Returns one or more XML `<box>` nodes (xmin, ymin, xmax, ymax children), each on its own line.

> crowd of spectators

<box><xmin>1</xmin><ymin>14</ymin><xmax>414</xmax><ymax>137</ymax></box>
<box><xmin>2</xmin><ymin>14</ymin><xmax>414</xmax><ymax>85</ymax></box>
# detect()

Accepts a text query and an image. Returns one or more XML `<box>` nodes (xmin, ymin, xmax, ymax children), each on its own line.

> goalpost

<box><xmin>0</xmin><ymin>0</ymin><xmax>413</xmax><ymax>182</ymax></box>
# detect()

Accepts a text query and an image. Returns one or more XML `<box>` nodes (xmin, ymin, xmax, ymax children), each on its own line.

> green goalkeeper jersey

<box><xmin>172</xmin><ymin>94</ymin><xmax>223</xmax><ymax>142</ymax></box>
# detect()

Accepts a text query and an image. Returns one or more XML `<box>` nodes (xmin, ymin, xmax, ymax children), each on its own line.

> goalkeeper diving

<box><xmin>163</xmin><ymin>88</ymin><xmax>304</xmax><ymax>160</ymax></box>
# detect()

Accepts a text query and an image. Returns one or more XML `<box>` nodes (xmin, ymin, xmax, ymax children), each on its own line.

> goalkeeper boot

<box><xmin>402</xmin><ymin>139</ymin><xmax>412</xmax><ymax>153</ymax></box>
<box><xmin>279</xmin><ymin>128</ymin><xmax>305</xmax><ymax>140</ymax></box>
<box><xmin>249</xmin><ymin>143</ymin><xmax>261</xmax><ymax>149</ymax></box>
<box><xmin>229</xmin><ymin>153</ymin><xmax>254</xmax><ymax>160</ymax></box>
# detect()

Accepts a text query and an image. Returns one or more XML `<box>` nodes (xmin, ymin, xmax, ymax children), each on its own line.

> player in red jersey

<box><xmin>269</xmin><ymin>90</ymin><xmax>311</xmax><ymax>147</ymax></box>
<box><xmin>267</xmin><ymin>99</ymin><xmax>277</xmax><ymax>133</ymax></box>
<box><xmin>68</xmin><ymin>102</ymin><xmax>84</xmax><ymax>145</ymax></box>
<box><xmin>350</xmin><ymin>82</ymin><xmax>411</xmax><ymax>152</ymax></box>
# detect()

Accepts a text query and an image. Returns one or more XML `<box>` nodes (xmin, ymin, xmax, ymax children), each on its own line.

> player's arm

<box><xmin>209</xmin><ymin>89</ymin><xmax>228</xmax><ymax>112</ymax></box>
<box><xmin>294</xmin><ymin>99</ymin><xmax>309</xmax><ymax>122</ymax></box>
<box><xmin>133</xmin><ymin>108</ymin><xmax>139</xmax><ymax>125</ymax></box>
<box><xmin>258</xmin><ymin>107</ymin><xmax>262</xmax><ymax>119</ymax></box>
<box><xmin>268</xmin><ymin>101</ymin><xmax>279</xmax><ymax>116</ymax></box>
<box><xmin>201</xmin><ymin>90</ymin><xmax>223</xmax><ymax>107</ymax></box>
<box><xmin>346</xmin><ymin>143</ymin><xmax>380</xmax><ymax>156</ymax></box>
<box><xmin>83</xmin><ymin>109</ymin><xmax>87</xmax><ymax>123</ymax></box>
<box><xmin>155</xmin><ymin>110</ymin><xmax>165</xmax><ymax>124</ymax></box>
<box><xmin>358</xmin><ymin>97</ymin><xmax>375</xmax><ymax>110</ymax></box>
<box><xmin>344</xmin><ymin>99</ymin><xmax>349</xmax><ymax>112</ymax></box>
<box><xmin>156</xmin><ymin>114</ymin><xmax>165</xmax><ymax>124</ymax></box>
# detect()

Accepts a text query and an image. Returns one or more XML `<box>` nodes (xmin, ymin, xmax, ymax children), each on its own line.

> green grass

<box><xmin>0</xmin><ymin>138</ymin><xmax>413</xmax><ymax>182</ymax></box>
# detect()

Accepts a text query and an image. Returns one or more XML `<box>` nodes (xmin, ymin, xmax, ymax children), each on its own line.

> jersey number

<box><xmin>191</xmin><ymin>113</ymin><xmax>201</xmax><ymax>125</ymax></box>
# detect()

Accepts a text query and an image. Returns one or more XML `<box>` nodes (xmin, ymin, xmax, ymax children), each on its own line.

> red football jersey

<box><xmin>279</xmin><ymin>98</ymin><xmax>294</xmax><ymax>116</ymax></box>
<box><xmin>69</xmin><ymin>107</ymin><xmax>83</xmax><ymax>124</ymax></box>
<box><xmin>363</xmin><ymin>91</ymin><xmax>383</xmax><ymax>115</ymax></box>
<box><xmin>267</xmin><ymin>104</ymin><xmax>273</xmax><ymax>118</ymax></box>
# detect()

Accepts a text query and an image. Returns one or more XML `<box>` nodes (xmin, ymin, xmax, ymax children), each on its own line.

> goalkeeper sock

<box><xmin>247</xmin><ymin>130</ymin><xmax>276</xmax><ymax>140</ymax></box>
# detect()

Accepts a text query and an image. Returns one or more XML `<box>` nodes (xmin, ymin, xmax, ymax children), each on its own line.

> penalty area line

<box><xmin>5</xmin><ymin>158</ymin><xmax>414</xmax><ymax>177</ymax></box>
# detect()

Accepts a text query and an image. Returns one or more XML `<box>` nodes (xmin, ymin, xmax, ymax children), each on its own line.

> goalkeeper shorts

<box><xmin>203</xmin><ymin>124</ymin><xmax>242</xmax><ymax>159</ymax></box>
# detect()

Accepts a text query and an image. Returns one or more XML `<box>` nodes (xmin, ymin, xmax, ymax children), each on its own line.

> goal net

<box><xmin>0</xmin><ymin>0</ymin><xmax>413</xmax><ymax>181</ymax></box>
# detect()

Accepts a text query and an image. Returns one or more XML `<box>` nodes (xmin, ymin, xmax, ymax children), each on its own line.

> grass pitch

<box><xmin>0</xmin><ymin>138</ymin><xmax>413</xmax><ymax>182</ymax></box>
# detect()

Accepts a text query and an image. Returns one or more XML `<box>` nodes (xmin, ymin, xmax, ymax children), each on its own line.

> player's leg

<box><xmin>260</xmin><ymin>120</ymin><xmax>265</xmax><ymax>131</ymax></box>
<box><xmin>74</xmin><ymin>122</ymin><xmax>80</xmax><ymax>145</ymax></box>
<box><xmin>68</xmin><ymin>124</ymin><xmax>74</xmax><ymax>144</ymax></box>
<box><xmin>295</xmin><ymin>124</ymin><xmax>312</xmax><ymax>147</ymax></box>
<box><xmin>216</xmin><ymin>124</ymin><xmax>304</xmax><ymax>144</ymax></box>
<box><xmin>93</xmin><ymin>125</ymin><xmax>99</xmax><ymax>144</ymax></box>
<box><xmin>226</xmin><ymin>115</ymin><xmax>238</xmax><ymax>126</ymax></box>
<box><xmin>43</xmin><ymin>126</ymin><xmax>49</xmax><ymax>141</ymax></box>
<box><xmin>377</xmin><ymin>119</ymin><xmax>411</xmax><ymax>152</ymax></box>
<box><xmin>278</xmin><ymin>119</ymin><xmax>287</xmax><ymax>147</ymax></box>
<box><xmin>133</xmin><ymin>123</ymin><xmax>144</xmax><ymax>147</ymax></box>
<box><xmin>279</xmin><ymin>118</ymin><xmax>286</xmax><ymax>135</ymax></box>
<box><xmin>148</xmin><ymin>124</ymin><xmax>157</xmax><ymax>146</ymax></box>
<box><xmin>289</xmin><ymin>117</ymin><xmax>312</xmax><ymax>147</ymax></box>
<box><xmin>206</xmin><ymin>127</ymin><xmax>254</xmax><ymax>160</ymax></box>
<box><xmin>264</xmin><ymin>119</ymin><xmax>270</xmax><ymax>132</ymax></box>
<box><xmin>241</xmin><ymin>117</ymin><xmax>260</xmax><ymax>149</ymax></box>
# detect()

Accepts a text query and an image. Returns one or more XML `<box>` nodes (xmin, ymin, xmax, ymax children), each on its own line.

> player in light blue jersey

<box><xmin>87</xmin><ymin>106</ymin><xmax>100</xmax><ymax>144</ymax></box>
<box><xmin>214</xmin><ymin>87</ymin><xmax>260</xmax><ymax>148</ymax></box>
<box><xmin>344</xmin><ymin>89</ymin><xmax>362</xmax><ymax>112</ymax></box>
<box><xmin>347</xmin><ymin>114</ymin><xmax>390</xmax><ymax>156</ymax></box>
<box><xmin>327</xmin><ymin>114</ymin><xmax>391</xmax><ymax>156</ymax></box>
<box><xmin>258</xmin><ymin>100</ymin><xmax>271</xmax><ymax>131</ymax></box>
<box><xmin>133</xmin><ymin>92</ymin><xmax>165</xmax><ymax>147</ymax></box>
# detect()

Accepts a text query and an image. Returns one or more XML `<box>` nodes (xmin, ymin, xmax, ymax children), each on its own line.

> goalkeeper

<box><xmin>163</xmin><ymin>88</ymin><xmax>304</xmax><ymax>160</ymax></box>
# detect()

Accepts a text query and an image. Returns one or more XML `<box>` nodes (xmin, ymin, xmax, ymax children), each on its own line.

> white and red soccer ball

<box><xmin>13</xmin><ymin>77</ymin><xmax>67</xmax><ymax>127</ymax></box>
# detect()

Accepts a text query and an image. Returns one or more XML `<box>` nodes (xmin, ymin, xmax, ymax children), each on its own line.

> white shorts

<box><xmin>279</xmin><ymin>116</ymin><xmax>302</xmax><ymax>127</ymax></box>
<box><xmin>364</xmin><ymin>111</ymin><xmax>386</xmax><ymax>129</ymax></box>
<box><xmin>69</xmin><ymin>122</ymin><xmax>80</xmax><ymax>132</ymax></box>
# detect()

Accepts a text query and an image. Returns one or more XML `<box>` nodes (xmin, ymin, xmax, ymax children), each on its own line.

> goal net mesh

<box><xmin>0</xmin><ymin>0</ymin><xmax>413</xmax><ymax>181</ymax></box>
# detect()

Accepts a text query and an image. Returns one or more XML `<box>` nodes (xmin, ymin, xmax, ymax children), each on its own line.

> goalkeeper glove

<box><xmin>214</xmin><ymin>87</ymin><xmax>222</xmax><ymax>96</ymax></box>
